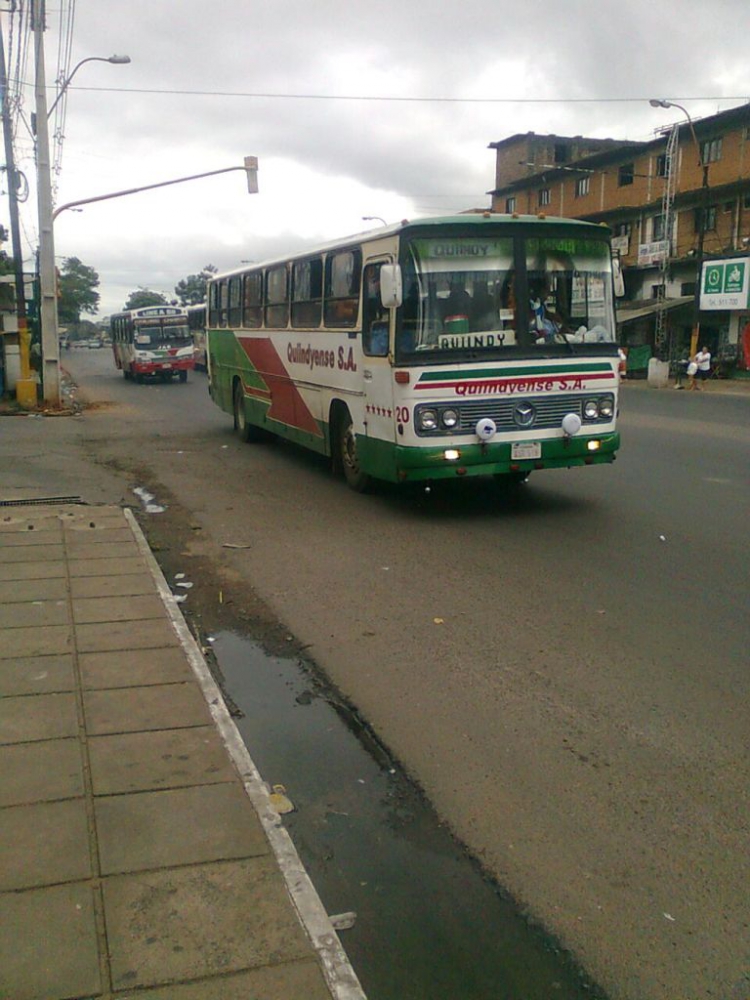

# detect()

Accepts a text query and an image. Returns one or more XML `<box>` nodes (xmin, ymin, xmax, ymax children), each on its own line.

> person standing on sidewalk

<box><xmin>695</xmin><ymin>346</ymin><xmax>712</xmax><ymax>388</ymax></box>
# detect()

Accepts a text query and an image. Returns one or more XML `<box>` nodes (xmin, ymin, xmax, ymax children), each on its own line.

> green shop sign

<box><xmin>700</xmin><ymin>259</ymin><xmax>750</xmax><ymax>310</ymax></box>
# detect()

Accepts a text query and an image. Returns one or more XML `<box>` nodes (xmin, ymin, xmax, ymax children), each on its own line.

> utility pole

<box><xmin>0</xmin><ymin>23</ymin><xmax>36</xmax><ymax>407</ymax></box>
<box><xmin>32</xmin><ymin>0</ymin><xmax>60</xmax><ymax>406</ymax></box>
<box><xmin>653</xmin><ymin>123</ymin><xmax>679</xmax><ymax>361</ymax></box>
<box><xmin>691</xmin><ymin>162</ymin><xmax>710</xmax><ymax>359</ymax></box>
<box><xmin>650</xmin><ymin>100</ymin><xmax>709</xmax><ymax>360</ymax></box>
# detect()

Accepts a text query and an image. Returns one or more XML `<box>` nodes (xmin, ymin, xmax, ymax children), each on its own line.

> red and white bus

<box><xmin>111</xmin><ymin>305</ymin><xmax>194</xmax><ymax>382</ymax></box>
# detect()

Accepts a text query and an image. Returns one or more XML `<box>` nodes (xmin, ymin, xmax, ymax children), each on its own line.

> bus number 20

<box><xmin>396</xmin><ymin>406</ymin><xmax>410</xmax><ymax>424</ymax></box>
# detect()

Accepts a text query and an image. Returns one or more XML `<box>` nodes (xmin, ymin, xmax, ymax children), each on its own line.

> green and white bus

<box><xmin>207</xmin><ymin>214</ymin><xmax>621</xmax><ymax>490</ymax></box>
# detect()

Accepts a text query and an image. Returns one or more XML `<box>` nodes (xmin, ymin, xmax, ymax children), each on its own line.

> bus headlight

<box><xmin>599</xmin><ymin>398</ymin><xmax>614</xmax><ymax>419</ymax></box>
<box><xmin>441</xmin><ymin>409</ymin><xmax>459</xmax><ymax>429</ymax></box>
<box><xmin>584</xmin><ymin>399</ymin><xmax>600</xmax><ymax>419</ymax></box>
<box><xmin>418</xmin><ymin>409</ymin><xmax>438</xmax><ymax>431</ymax></box>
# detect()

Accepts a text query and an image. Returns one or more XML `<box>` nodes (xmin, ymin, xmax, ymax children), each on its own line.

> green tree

<box><xmin>58</xmin><ymin>256</ymin><xmax>100</xmax><ymax>324</ymax></box>
<box><xmin>123</xmin><ymin>288</ymin><xmax>167</xmax><ymax>310</ymax></box>
<box><xmin>174</xmin><ymin>264</ymin><xmax>217</xmax><ymax>306</ymax></box>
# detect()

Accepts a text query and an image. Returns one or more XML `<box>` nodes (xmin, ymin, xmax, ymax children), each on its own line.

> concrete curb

<box><xmin>123</xmin><ymin>507</ymin><xmax>367</xmax><ymax>1000</ymax></box>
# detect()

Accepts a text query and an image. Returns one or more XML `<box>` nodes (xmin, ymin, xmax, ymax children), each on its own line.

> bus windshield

<box><xmin>134</xmin><ymin>322</ymin><xmax>191</xmax><ymax>347</ymax></box>
<box><xmin>397</xmin><ymin>233</ymin><xmax>616</xmax><ymax>360</ymax></box>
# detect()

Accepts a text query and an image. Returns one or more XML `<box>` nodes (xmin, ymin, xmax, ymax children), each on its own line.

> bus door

<box><xmin>361</xmin><ymin>260</ymin><xmax>396</xmax><ymax>437</ymax></box>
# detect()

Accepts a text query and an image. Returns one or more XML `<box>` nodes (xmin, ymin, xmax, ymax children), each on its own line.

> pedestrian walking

<box><xmin>694</xmin><ymin>346</ymin><xmax>711</xmax><ymax>387</ymax></box>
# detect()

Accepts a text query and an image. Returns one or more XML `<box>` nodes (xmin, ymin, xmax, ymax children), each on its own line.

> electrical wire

<box><xmin>51</xmin><ymin>0</ymin><xmax>76</xmax><ymax>194</ymax></box>
<box><xmin>56</xmin><ymin>85</ymin><xmax>750</xmax><ymax>105</ymax></box>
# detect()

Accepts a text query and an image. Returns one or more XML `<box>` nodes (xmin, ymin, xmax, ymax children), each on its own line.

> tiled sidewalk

<box><xmin>0</xmin><ymin>503</ymin><xmax>365</xmax><ymax>1000</ymax></box>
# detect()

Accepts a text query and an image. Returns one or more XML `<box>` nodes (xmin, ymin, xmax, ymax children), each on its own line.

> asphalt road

<box><xmin>36</xmin><ymin>351</ymin><xmax>750</xmax><ymax>998</ymax></box>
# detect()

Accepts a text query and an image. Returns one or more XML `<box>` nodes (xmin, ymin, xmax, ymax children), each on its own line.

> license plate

<box><xmin>511</xmin><ymin>441</ymin><xmax>541</xmax><ymax>460</ymax></box>
<box><xmin>162</xmin><ymin>364</ymin><xmax>172</xmax><ymax>369</ymax></box>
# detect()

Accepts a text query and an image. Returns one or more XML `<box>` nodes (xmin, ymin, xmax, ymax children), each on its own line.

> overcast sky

<box><xmin>4</xmin><ymin>0</ymin><xmax>750</xmax><ymax>318</ymax></box>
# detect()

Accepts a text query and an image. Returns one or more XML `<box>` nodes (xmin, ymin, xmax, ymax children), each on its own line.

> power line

<box><xmin>26</xmin><ymin>85</ymin><xmax>750</xmax><ymax>105</ymax></box>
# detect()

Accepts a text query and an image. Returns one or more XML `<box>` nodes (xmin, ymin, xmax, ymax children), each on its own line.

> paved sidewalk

<box><xmin>0</xmin><ymin>502</ymin><xmax>365</xmax><ymax>1000</ymax></box>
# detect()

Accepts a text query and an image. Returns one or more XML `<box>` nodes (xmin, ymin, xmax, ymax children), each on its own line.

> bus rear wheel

<box><xmin>233</xmin><ymin>380</ymin><xmax>252</xmax><ymax>441</ymax></box>
<box><xmin>233</xmin><ymin>379</ymin><xmax>269</xmax><ymax>442</ymax></box>
<box><xmin>337</xmin><ymin>410</ymin><xmax>372</xmax><ymax>492</ymax></box>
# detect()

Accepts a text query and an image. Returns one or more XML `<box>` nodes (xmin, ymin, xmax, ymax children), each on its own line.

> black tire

<box><xmin>179</xmin><ymin>370</ymin><xmax>188</xmax><ymax>383</ymax></box>
<box><xmin>232</xmin><ymin>379</ymin><xmax>269</xmax><ymax>442</ymax></box>
<box><xmin>495</xmin><ymin>471</ymin><xmax>531</xmax><ymax>487</ymax></box>
<box><xmin>233</xmin><ymin>380</ymin><xmax>252</xmax><ymax>441</ymax></box>
<box><xmin>338</xmin><ymin>410</ymin><xmax>372</xmax><ymax>492</ymax></box>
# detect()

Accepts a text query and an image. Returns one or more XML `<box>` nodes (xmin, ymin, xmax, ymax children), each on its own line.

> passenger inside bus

<box><xmin>470</xmin><ymin>282</ymin><xmax>496</xmax><ymax>331</ymax></box>
<box><xmin>362</xmin><ymin>263</ymin><xmax>389</xmax><ymax>356</ymax></box>
<box><xmin>441</xmin><ymin>277</ymin><xmax>472</xmax><ymax>324</ymax></box>
<box><xmin>529</xmin><ymin>279</ymin><xmax>562</xmax><ymax>344</ymax></box>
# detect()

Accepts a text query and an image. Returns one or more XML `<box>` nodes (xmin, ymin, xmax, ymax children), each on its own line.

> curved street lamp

<box><xmin>48</xmin><ymin>54</ymin><xmax>131</xmax><ymax>118</ymax></box>
<box><xmin>362</xmin><ymin>215</ymin><xmax>387</xmax><ymax>226</ymax></box>
<box><xmin>649</xmin><ymin>99</ymin><xmax>703</xmax><ymax>168</ymax></box>
<box><xmin>33</xmin><ymin>41</ymin><xmax>130</xmax><ymax>406</ymax></box>
<box><xmin>650</xmin><ymin>98</ymin><xmax>710</xmax><ymax>357</ymax></box>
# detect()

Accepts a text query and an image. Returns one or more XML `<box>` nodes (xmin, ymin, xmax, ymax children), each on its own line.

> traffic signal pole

<box><xmin>52</xmin><ymin>158</ymin><xmax>259</xmax><ymax>221</ymax></box>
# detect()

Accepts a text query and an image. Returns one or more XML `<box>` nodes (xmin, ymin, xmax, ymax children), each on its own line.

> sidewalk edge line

<box><xmin>123</xmin><ymin>507</ymin><xmax>367</xmax><ymax>1000</ymax></box>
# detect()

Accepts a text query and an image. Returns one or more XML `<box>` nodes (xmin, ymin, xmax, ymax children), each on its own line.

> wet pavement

<box><xmin>210</xmin><ymin>631</ymin><xmax>607</xmax><ymax>1000</ymax></box>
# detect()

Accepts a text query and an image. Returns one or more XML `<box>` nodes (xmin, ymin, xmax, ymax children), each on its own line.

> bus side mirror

<box><xmin>379</xmin><ymin>265</ymin><xmax>402</xmax><ymax>308</ymax></box>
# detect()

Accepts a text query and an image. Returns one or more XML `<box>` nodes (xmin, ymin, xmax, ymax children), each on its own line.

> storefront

<box><xmin>700</xmin><ymin>255</ymin><xmax>750</xmax><ymax>373</ymax></box>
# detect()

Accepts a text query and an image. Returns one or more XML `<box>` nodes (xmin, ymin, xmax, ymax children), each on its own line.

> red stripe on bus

<box><xmin>238</xmin><ymin>338</ymin><xmax>323</xmax><ymax>437</ymax></box>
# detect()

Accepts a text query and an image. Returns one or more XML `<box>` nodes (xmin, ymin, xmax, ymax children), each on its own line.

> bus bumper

<box><xmin>362</xmin><ymin>432</ymin><xmax>620</xmax><ymax>483</ymax></box>
<box><xmin>133</xmin><ymin>360</ymin><xmax>194</xmax><ymax>376</ymax></box>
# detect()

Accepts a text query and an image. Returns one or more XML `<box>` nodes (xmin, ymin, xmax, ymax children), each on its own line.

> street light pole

<box><xmin>47</xmin><ymin>55</ymin><xmax>131</xmax><ymax>118</ymax></box>
<box><xmin>650</xmin><ymin>99</ymin><xmax>709</xmax><ymax>358</ymax></box>
<box><xmin>30</xmin><ymin>17</ymin><xmax>131</xmax><ymax>406</ymax></box>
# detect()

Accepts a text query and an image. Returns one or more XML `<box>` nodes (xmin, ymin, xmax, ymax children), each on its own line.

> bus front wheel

<box><xmin>495</xmin><ymin>471</ymin><xmax>530</xmax><ymax>488</ymax></box>
<box><xmin>337</xmin><ymin>410</ymin><xmax>372</xmax><ymax>493</ymax></box>
<box><xmin>179</xmin><ymin>370</ymin><xmax>188</xmax><ymax>383</ymax></box>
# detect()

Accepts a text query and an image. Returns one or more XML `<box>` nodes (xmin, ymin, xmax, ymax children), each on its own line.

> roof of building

<box><xmin>489</xmin><ymin>103</ymin><xmax>750</xmax><ymax>195</ymax></box>
<box><xmin>488</xmin><ymin>132</ymin><xmax>630</xmax><ymax>150</ymax></box>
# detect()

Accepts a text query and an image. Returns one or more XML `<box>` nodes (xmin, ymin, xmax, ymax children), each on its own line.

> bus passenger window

<box><xmin>219</xmin><ymin>281</ymin><xmax>229</xmax><ymax>328</ymax></box>
<box><xmin>292</xmin><ymin>258</ymin><xmax>323</xmax><ymax>328</ymax></box>
<box><xmin>228</xmin><ymin>277</ymin><xmax>242</xmax><ymax>327</ymax></box>
<box><xmin>243</xmin><ymin>272</ymin><xmax>263</xmax><ymax>328</ymax></box>
<box><xmin>265</xmin><ymin>266</ymin><xmax>289</xmax><ymax>328</ymax></box>
<box><xmin>324</xmin><ymin>250</ymin><xmax>361</xmax><ymax>328</ymax></box>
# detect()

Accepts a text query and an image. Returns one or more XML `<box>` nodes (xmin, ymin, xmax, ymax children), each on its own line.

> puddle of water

<box><xmin>212</xmin><ymin>631</ymin><xmax>606</xmax><ymax>1000</ymax></box>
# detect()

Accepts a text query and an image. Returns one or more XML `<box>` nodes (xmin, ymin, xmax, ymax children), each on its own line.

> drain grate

<box><xmin>0</xmin><ymin>496</ymin><xmax>84</xmax><ymax>507</ymax></box>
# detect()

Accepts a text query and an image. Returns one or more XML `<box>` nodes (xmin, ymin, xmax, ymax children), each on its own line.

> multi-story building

<box><xmin>488</xmin><ymin>105</ymin><xmax>750</xmax><ymax>372</ymax></box>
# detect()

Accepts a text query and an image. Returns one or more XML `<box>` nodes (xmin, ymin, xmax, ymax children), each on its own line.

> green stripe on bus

<box><xmin>417</xmin><ymin>362</ymin><xmax>613</xmax><ymax>383</ymax></box>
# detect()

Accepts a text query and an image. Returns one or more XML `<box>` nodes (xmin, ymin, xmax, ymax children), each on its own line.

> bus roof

<box><xmin>212</xmin><ymin>214</ymin><xmax>611</xmax><ymax>282</ymax></box>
